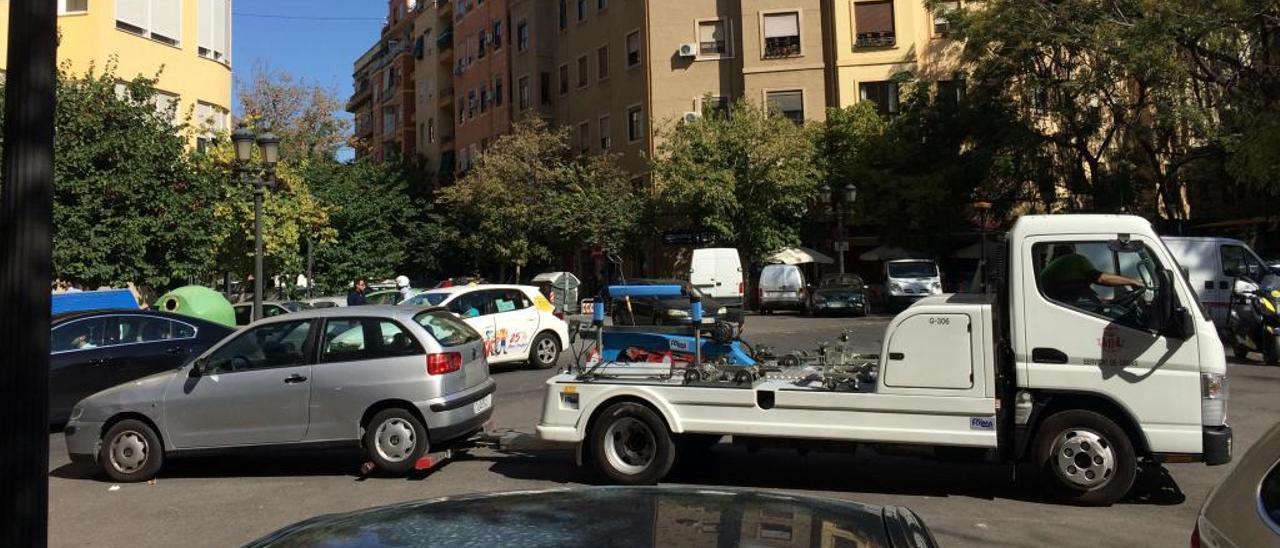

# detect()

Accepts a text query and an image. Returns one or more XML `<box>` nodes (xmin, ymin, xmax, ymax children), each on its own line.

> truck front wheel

<box><xmin>590</xmin><ymin>402</ymin><xmax>676</xmax><ymax>485</ymax></box>
<box><xmin>1033</xmin><ymin>410</ymin><xmax>1137</xmax><ymax>506</ymax></box>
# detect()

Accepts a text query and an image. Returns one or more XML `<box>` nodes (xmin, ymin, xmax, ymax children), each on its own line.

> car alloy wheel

<box><xmin>374</xmin><ymin>417</ymin><xmax>417</xmax><ymax>463</ymax></box>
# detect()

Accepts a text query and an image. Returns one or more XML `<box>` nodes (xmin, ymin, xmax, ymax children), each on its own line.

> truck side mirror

<box><xmin>1150</xmin><ymin>269</ymin><xmax>1176</xmax><ymax>332</ymax></box>
<box><xmin>1171</xmin><ymin>307</ymin><xmax>1196</xmax><ymax>340</ymax></box>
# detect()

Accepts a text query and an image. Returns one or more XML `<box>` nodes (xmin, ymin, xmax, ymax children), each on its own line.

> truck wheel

<box><xmin>529</xmin><ymin>332</ymin><xmax>561</xmax><ymax>369</ymax></box>
<box><xmin>1263</xmin><ymin>335</ymin><xmax>1280</xmax><ymax>366</ymax></box>
<box><xmin>1033</xmin><ymin>410</ymin><xmax>1137</xmax><ymax>506</ymax></box>
<box><xmin>100</xmin><ymin>419</ymin><xmax>164</xmax><ymax>483</ymax></box>
<box><xmin>591</xmin><ymin>402</ymin><xmax>675</xmax><ymax>485</ymax></box>
<box><xmin>364</xmin><ymin>408</ymin><xmax>428</xmax><ymax>475</ymax></box>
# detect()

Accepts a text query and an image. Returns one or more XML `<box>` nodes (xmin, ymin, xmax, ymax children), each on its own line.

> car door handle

<box><xmin>1032</xmin><ymin>348</ymin><xmax>1069</xmax><ymax>364</ymax></box>
<box><xmin>284</xmin><ymin>374</ymin><xmax>308</xmax><ymax>384</ymax></box>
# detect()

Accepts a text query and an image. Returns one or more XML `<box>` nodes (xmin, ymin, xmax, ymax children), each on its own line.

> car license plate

<box><xmin>828</xmin><ymin>301</ymin><xmax>845</xmax><ymax>308</ymax></box>
<box><xmin>472</xmin><ymin>394</ymin><xmax>492</xmax><ymax>414</ymax></box>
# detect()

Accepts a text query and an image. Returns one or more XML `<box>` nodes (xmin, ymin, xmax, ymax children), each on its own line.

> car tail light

<box><xmin>1190</xmin><ymin>522</ymin><xmax>1200</xmax><ymax>548</ymax></box>
<box><xmin>426</xmin><ymin>352</ymin><xmax>462</xmax><ymax>375</ymax></box>
<box><xmin>738</xmin><ymin>282</ymin><xmax>745</xmax><ymax>295</ymax></box>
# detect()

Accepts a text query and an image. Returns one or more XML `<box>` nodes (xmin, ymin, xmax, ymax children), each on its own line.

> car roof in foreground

<box><xmin>246</xmin><ymin>486</ymin><xmax>933</xmax><ymax>548</ymax></box>
<box><xmin>52</xmin><ymin>308</ymin><xmax>227</xmax><ymax>327</ymax></box>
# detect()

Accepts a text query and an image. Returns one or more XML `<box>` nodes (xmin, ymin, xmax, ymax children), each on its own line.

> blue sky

<box><xmin>232</xmin><ymin>1</ymin><xmax>387</xmax><ymax>157</ymax></box>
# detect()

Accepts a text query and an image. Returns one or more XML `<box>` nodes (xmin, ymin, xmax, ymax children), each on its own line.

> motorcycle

<box><xmin>1225</xmin><ymin>273</ymin><xmax>1280</xmax><ymax>365</ymax></box>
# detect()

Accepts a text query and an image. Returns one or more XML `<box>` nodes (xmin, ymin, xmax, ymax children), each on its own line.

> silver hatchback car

<box><xmin>64</xmin><ymin>306</ymin><xmax>495</xmax><ymax>482</ymax></box>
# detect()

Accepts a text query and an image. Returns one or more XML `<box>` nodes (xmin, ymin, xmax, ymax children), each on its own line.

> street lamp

<box><xmin>232</xmin><ymin>124</ymin><xmax>282</xmax><ymax>323</ymax></box>
<box><xmin>822</xmin><ymin>183</ymin><xmax>858</xmax><ymax>274</ymax></box>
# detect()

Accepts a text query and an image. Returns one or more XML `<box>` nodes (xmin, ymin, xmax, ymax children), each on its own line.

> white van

<box><xmin>690</xmin><ymin>248</ymin><xmax>744</xmax><ymax>308</ymax></box>
<box><xmin>1162</xmin><ymin>236</ymin><xmax>1273</xmax><ymax>325</ymax></box>
<box><xmin>884</xmin><ymin>259</ymin><xmax>942</xmax><ymax>311</ymax></box>
<box><xmin>757</xmin><ymin>263</ymin><xmax>806</xmax><ymax>313</ymax></box>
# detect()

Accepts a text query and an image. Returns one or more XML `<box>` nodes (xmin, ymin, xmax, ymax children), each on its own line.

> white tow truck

<box><xmin>537</xmin><ymin>215</ymin><xmax>1233</xmax><ymax>506</ymax></box>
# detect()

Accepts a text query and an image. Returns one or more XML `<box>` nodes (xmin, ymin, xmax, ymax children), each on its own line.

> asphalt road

<box><xmin>47</xmin><ymin>313</ymin><xmax>1280</xmax><ymax>547</ymax></box>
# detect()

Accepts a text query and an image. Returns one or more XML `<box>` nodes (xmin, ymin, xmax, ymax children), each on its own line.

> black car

<box><xmin>247</xmin><ymin>486</ymin><xmax>938</xmax><ymax>548</ymax></box>
<box><xmin>806</xmin><ymin>273</ymin><xmax>870</xmax><ymax>316</ymax></box>
<box><xmin>610</xmin><ymin>279</ymin><xmax>728</xmax><ymax>326</ymax></box>
<box><xmin>49</xmin><ymin>309</ymin><xmax>235</xmax><ymax>425</ymax></box>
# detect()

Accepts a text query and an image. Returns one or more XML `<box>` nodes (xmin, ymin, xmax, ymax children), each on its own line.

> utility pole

<box><xmin>0</xmin><ymin>1</ymin><xmax>57</xmax><ymax>546</ymax></box>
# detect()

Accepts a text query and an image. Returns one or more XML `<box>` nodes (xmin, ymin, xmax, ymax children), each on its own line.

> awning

<box><xmin>859</xmin><ymin>246</ymin><xmax>926</xmax><ymax>261</ymax></box>
<box><xmin>767</xmin><ymin>246</ymin><xmax>834</xmax><ymax>265</ymax></box>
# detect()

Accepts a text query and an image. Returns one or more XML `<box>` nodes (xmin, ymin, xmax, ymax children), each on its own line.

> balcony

<box><xmin>763</xmin><ymin>36</ymin><xmax>801</xmax><ymax>58</ymax></box>
<box><xmin>436</xmin><ymin>27</ymin><xmax>453</xmax><ymax>50</ymax></box>
<box><xmin>347</xmin><ymin>85</ymin><xmax>373</xmax><ymax>111</ymax></box>
<box><xmin>855</xmin><ymin>31</ymin><xmax>896</xmax><ymax>48</ymax></box>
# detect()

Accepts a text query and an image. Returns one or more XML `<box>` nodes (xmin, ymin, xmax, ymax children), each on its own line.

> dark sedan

<box><xmin>247</xmin><ymin>486</ymin><xmax>938</xmax><ymax>548</ymax></box>
<box><xmin>610</xmin><ymin>279</ymin><xmax>728</xmax><ymax>326</ymax></box>
<box><xmin>806</xmin><ymin>273</ymin><xmax>870</xmax><ymax>316</ymax></box>
<box><xmin>50</xmin><ymin>309</ymin><xmax>234</xmax><ymax>425</ymax></box>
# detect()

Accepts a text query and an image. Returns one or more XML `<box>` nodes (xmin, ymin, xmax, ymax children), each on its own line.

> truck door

<box><xmin>1019</xmin><ymin>235</ymin><xmax>1203</xmax><ymax>453</ymax></box>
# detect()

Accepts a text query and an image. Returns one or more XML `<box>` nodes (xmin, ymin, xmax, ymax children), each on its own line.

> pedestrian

<box><xmin>396</xmin><ymin>275</ymin><xmax>413</xmax><ymax>302</ymax></box>
<box><xmin>347</xmin><ymin>277</ymin><xmax>369</xmax><ymax>306</ymax></box>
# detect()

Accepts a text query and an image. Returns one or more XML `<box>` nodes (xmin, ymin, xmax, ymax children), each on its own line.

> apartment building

<box><xmin>0</xmin><ymin>0</ymin><xmax>234</xmax><ymax>148</ymax></box>
<box><xmin>508</xmin><ymin>0</ymin><xmax>557</xmax><ymax>123</ymax></box>
<box><xmin>452</xmin><ymin>0</ymin><xmax>512</xmax><ymax>172</ymax></box>
<box><xmin>412</xmin><ymin>0</ymin><xmax>456</xmax><ymax>178</ymax></box>
<box><xmin>347</xmin><ymin>0</ymin><xmax>419</xmax><ymax>163</ymax></box>
<box><xmin>828</xmin><ymin>0</ymin><xmax>964</xmax><ymax>114</ymax></box>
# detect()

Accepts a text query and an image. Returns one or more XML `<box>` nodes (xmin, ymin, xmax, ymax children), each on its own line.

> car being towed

<box><xmin>63</xmin><ymin>306</ymin><xmax>495</xmax><ymax>482</ymax></box>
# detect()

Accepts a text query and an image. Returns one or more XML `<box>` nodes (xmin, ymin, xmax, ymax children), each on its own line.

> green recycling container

<box><xmin>155</xmin><ymin>286</ymin><xmax>236</xmax><ymax>328</ymax></box>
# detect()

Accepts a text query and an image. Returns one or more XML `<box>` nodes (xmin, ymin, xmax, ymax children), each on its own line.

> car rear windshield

<box><xmin>887</xmin><ymin>262</ymin><xmax>938</xmax><ymax>278</ymax></box>
<box><xmin>413</xmin><ymin>311</ymin><xmax>481</xmax><ymax>347</ymax></box>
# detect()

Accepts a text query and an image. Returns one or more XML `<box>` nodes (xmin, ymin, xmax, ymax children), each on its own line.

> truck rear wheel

<box><xmin>590</xmin><ymin>402</ymin><xmax>675</xmax><ymax>485</ymax></box>
<box><xmin>1033</xmin><ymin>410</ymin><xmax>1137</xmax><ymax>506</ymax></box>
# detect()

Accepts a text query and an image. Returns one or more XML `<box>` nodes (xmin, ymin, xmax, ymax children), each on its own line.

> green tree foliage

<box><xmin>437</xmin><ymin>118</ymin><xmax>641</xmax><ymax>278</ymax></box>
<box><xmin>652</xmin><ymin>99</ymin><xmax>821</xmax><ymax>264</ymax></box>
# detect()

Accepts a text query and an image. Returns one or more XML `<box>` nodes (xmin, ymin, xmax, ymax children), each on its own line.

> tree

<box><xmin>651</xmin><ymin>99</ymin><xmax>821</xmax><ymax>266</ymax></box>
<box><xmin>237</xmin><ymin>63</ymin><xmax>351</xmax><ymax>161</ymax></box>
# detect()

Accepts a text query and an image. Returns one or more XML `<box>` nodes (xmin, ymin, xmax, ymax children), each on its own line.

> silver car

<box><xmin>64</xmin><ymin>306</ymin><xmax>494</xmax><ymax>482</ymax></box>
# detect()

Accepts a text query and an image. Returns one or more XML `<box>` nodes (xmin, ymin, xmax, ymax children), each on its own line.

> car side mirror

<box><xmin>189</xmin><ymin>358</ymin><xmax>206</xmax><ymax>378</ymax></box>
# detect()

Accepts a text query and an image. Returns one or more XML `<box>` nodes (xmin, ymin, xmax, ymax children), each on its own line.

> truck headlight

<box><xmin>1201</xmin><ymin>373</ymin><xmax>1228</xmax><ymax>427</ymax></box>
<box><xmin>890</xmin><ymin>282</ymin><xmax>902</xmax><ymax>293</ymax></box>
<box><xmin>667</xmin><ymin>309</ymin><xmax>689</xmax><ymax>318</ymax></box>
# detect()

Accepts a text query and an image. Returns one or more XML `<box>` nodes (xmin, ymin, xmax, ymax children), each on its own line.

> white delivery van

<box><xmin>539</xmin><ymin>215</ymin><xmax>1232</xmax><ymax>506</ymax></box>
<box><xmin>757</xmin><ymin>263</ymin><xmax>806</xmax><ymax>314</ymax></box>
<box><xmin>884</xmin><ymin>259</ymin><xmax>943</xmax><ymax>311</ymax></box>
<box><xmin>1162</xmin><ymin>237</ymin><xmax>1272</xmax><ymax>325</ymax></box>
<box><xmin>690</xmin><ymin>248</ymin><xmax>744</xmax><ymax>308</ymax></box>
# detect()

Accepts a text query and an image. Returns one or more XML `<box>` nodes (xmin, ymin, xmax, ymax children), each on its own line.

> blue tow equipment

<box><xmin>595</xmin><ymin>284</ymin><xmax>756</xmax><ymax>366</ymax></box>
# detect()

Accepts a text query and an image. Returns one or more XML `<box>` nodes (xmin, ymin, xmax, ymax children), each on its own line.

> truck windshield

<box><xmin>887</xmin><ymin>262</ymin><xmax>938</xmax><ymax>279</ymax></box>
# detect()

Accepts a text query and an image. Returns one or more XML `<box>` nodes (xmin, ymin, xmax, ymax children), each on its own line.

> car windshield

<box><xmin>413</xmin><ymin>310</ymin><xmax>481</xmax><ymax>346</ymax></box>
<box><xmin>406</xmin><ymin>292</ymin><xmax>450</xmax><ymax>306</ymax></box>
<box><xmin>887</xmin><ymin>262</ymin><xmax>938</xmax><ymax>278</ymax></box>
<box><xmin>820</xmin><ymin>274</ymin><xmax>863</xmax><ymax>289</ymax></box>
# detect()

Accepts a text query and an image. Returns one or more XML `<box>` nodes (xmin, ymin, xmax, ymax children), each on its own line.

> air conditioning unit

<box><xmin>678</xmin><ymin>43</ymin><xmax>698</xmax><ymax>58</ymax></box>
<box><xmin>681</xmin><ymin>111</ymin><xmax>702</xmax><ymax>124</ymax></box>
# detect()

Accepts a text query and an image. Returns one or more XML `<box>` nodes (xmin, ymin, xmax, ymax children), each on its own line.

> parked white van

<box><xmin>884</xmin><ymin>259</ymin><xmax>942</xmax><ymax>311</ymax></box>
<box><xmin>690</xmin><ymin>248</ymin><xmax>744</xmax><ymax>308</ymax></box>
<box><xmin>1162</xmin><ymin>237</ymin><xmax>1272</xmax><ymax>325</ymax></box>
<box><xmin>757</xmin><ymin>263</ymin><xmax>806</xmax><ymax>314</ymax></box>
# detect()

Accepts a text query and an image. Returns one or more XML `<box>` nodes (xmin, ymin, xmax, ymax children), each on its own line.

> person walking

<box><xmin>347</xmin><ymin>277</ymin><xmax>369</xmax><ymax>306</ymax></box>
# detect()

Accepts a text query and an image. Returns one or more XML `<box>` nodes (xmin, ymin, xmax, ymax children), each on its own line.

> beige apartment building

<box><xmin>412</xmin><ymin>0</ymin><xmax>456</xmax><ymax>177</ymax></box>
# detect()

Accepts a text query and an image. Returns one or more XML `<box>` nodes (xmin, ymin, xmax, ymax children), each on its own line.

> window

<box><xmin>493</xmin><ymin>21</ymin><xmax>503</xmax><ymax>49</ymax></box>
<box><xmin>627</xmin><ymin>105</ymin><xmax>644</xmax><ymax>142</ymax></box>
<box><xmin>206</xmin><ymin>321</ymin><xmax>312</xmax><ymax>373</ymax></box>
<box><xmin>428</xmin><ymin>118</ymin><xmax>436</xmax><ymax>143</ymax></box>
<box><xmin>383</xmin><ymin>106</ymin><xmax>397</xmax><ymax>134</ymax></box>
<box><xmin>559</xmin><ymin>64</ymin><xmax>570</xmax><ymax>95</ymax></box>
<box><xmin>598</xmin><ymin>0</ymin><xmax>609</xmax><ymax>10</ymax></box>
<box><xmin>320</xmin><ymin>319</ymin><xmax>422</xmax><ymax>363</ymax></box>
<box><xmin>763</xmin><ymin>12</ymin><xmax>801</xmax><ymax>58</ymax></box>
<box><xmin>117</xmin><ymin>0</ymin><xmax>182</xmax><ymax>46</ymax></box>
<box><xmin>414</xmin><ymin>311</ymin><xmax>482</xmax><ymax>346</ymax></box>
<box><xmin>448</xmin><ymin>291</ymin><xmax>491</xmax><ymax>318</ymax></box>
<box><xmin>109</xmin><ymin>317</ymin><xmax>196</xmax><ymax>345</ymax></box>
<box><xmin>859</xmin><ymin>81</ymin><xmax>899</xmax><ymax>115</ymax></box>
<box><xmin>702</xmin><ymin>96</ymin><xmax>730</xmax><ymax>118</ymax></box>
<box><xmin>494</xmin><ymin>76</ymin><xmax>504</xmax><ymax>106</ymax></box>
<box><xmin>577</xmin><ymin>55</ymin><xmax>589</xmax><ymax>87</ymax></box>
<box><xmin>697</xmin><ymin>20</ymin><xmax>729</xmax><ymax>57</ymax></box>
<box><xmin>937</xmin><ymin>79</ymin><xmax>964</xmax><ymax>104</ymax></box>
<box><xmin>933</xmin><ymin>0</ymin><xmax>959</xmax><ymax>36</ymax></box>
<box><xmin>597</xmin><ymin>45</ymin><xmax>610</xmax><ymax>80</ymax></box>
<box><xmin>518</xmin><ymin>76</ymin><xmax>530</xmax><ymax>110</ymax></box>
<box><xmin>479</xmin><ymin>84</ymin><xmax>489</xmax><ymax>113</ymax></box>
<box><xmin>51</xmin><ymin>318</ymin><xmax>108</xmax><ymax>353</ymax></box>
<box><xmin>1221</xmin><ymin>245</ymin><xmax>1269</xmax><ymax>280</ymax></box>
<box><xmin>766</xmin><ymin>90</ymin><xmax>804</xmax><ymax>124</ymax></box>
<box><xmin>626</xmin><ymin>31</ymin><xmax>641</xmax><ymax>67</ymax></box>
<box><xmin>478</xmin><ymin>31</ymin><xmax>487</xmax><ymax>58</ymax></box>
<box><xmin>195</xmin><ymin>101</ymin><xmax>229</xmax><ymax>134</ymax></box>
<box><xmin>539</xmin><ymin>72</ymin><xmax>551</xmax><ymax>106</ymax></box>
<box><xmin>577</xmin><ymin>0</ymin><xmax>588</xmax><ymax>22</ymax></box>
<box><xmin>578</xmin><ymin>121</ymin><xmax>591</xmax><ymax>153</ymax></box>
<box><xmin>489</xmin><ymin>289</ymin><xmax>532</xmax><ymax>313</ymax></box>
<box><xmin>58</xmin><ymin>0</ymin><xmax>89</xmax><ymax>15</ymax></box>
<box><xmin>854</xmin><ymin>0</ymin><xmax>896</xmax><ymax>48</ymax></box>
<box><xmin>599</xmin><ymin>115</ymin><xmax>612</xmax><ymax>150</ymax></box>
<box><xmin>558</xmin><ymin>0</ymin><xmax>567</xmax><ymax>30</ymax></box>
<box><xmin>1033</xmin><ymin>241</ymin><xmax>1167</xmax><ymax>331</ymax></box>
<box><xmin>517</xmin><ymin>20</ymin><xmax>529</xmax><ymax>51</ymax></box>
<box><xmin>151</xmin><ymin>90</ymin><xmax>179</xmax><ymax>125</ymax></box>
<box><xmin>467</xmin><ymin>89</ymin><xmax>477</xmax><ymax>118</ymax></box>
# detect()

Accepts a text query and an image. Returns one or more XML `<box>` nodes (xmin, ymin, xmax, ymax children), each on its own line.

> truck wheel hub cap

<box><xmin>605</xmin><ymin>418</ymin><xmax>656</xmax><ymax>475</ymax></box>
<box><xmin>109</xmin><ymin>431</ymin><xmax>148</xmax><ymax>473</ymax></box>
<box><xmin>1053</xmin><ymin>429</ymin><xmax>1114</xmax><ymax>489</ymax></box>
<box><xmin>375</xmin><ymin>419</ymin><xmax>416</xmax><ymax>462</ymax></box>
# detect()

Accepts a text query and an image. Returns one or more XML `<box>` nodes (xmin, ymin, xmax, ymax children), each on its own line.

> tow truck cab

<box><xmin>537</xmin><ymin>215</ymin><xmax>1231</xmax><ymax>505</ymax></box>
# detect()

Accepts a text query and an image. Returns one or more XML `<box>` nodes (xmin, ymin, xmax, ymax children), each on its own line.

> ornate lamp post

<box><xmin>231</xmin><ymin>125</ymin><xmax>282</xmax><ymax>322</ymax></box>
<box><xmin>820</xmin><ymin>183</ymin><xmax>859</xmax><ymax>274</ymax></box>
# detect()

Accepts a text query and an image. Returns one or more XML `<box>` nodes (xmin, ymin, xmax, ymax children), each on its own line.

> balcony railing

<box><xmin>763</xmin><ymin>36</ymin><xmax>801</xmax><ymax>58</ymax></box>
<box><xmin>855</xmin><ymin>31</ymin><xmax>896</xmax><ymax>48</ymax></box>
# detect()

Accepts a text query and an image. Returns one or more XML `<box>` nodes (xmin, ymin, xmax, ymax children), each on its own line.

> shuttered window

<box><xmin>766</xmin><ymin>90</ymin><xmax>804</xmax><ymax>124</ymax></box>
<box><xmin>198</xmin><ymin>0</ymin><xmax>231</xmax><ymax>63</ymax></box>
<box><xmin>763</xmin><ymin>12</ymin><xmax>800</xmax><ymax>57</ymax></box>
<box><xmin>115</xmin><ymin>0</ymin><xmax>148</xmax><ymax>34</ymax></box>
<box><xmin>854</xmin><ymin>1</ymin><xmax>896</xmax><ymax>47</ymax></box>
<box><xmin>117</xmin><ymin>0</ymin><xmax>186</xmax><ymax>47</ymax></box>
